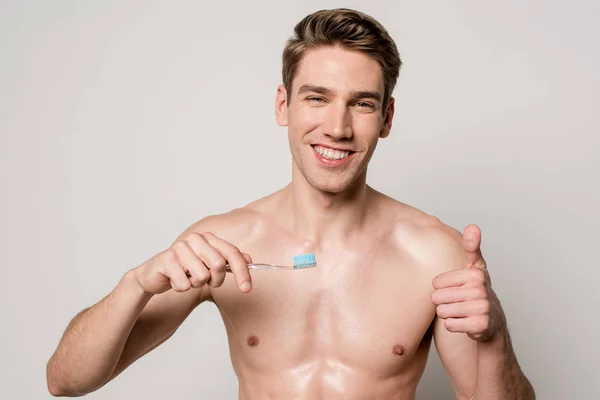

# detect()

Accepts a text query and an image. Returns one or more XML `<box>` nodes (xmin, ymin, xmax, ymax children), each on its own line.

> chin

<box><xmin>291</xmin><ymin>150</ymin><xmax>368</xmax><ymax>194</ymax></box>
<box><xmin>305</xmin><ymin>173</ymin><xmax>360</xmax><ymax>194</ymax></box>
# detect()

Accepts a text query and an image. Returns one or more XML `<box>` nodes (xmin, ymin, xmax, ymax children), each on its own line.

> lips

<box><xmin>313</xmin><ymin>145</ymin><xmax>351</xmax><ymax>160</ymax></box>
<box><xmin>311</xmin><ymin>145</ymin><xmax>355</xmax><ymax>166</ymax></box>
<box><xmin>312</xmin><ymin>143</ymin><xmax>355</xmax><ymax>152</ymax></box>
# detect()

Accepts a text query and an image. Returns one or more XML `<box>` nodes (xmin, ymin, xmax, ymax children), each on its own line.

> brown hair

<box><xmin>282</xmin><ymin>8</ymin><xmax>401</xmax><ymax>113</ymax></box>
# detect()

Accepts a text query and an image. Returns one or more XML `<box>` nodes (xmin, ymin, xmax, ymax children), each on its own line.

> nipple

<box><xmin>392</xmin><ymin>344</ymin><xmax>404</xmax><ymax>356</ymax></box>
<box><xmin>247</xmin><ymin>335</ymin><xmax>260</xmax><ymax>347</ymax></box>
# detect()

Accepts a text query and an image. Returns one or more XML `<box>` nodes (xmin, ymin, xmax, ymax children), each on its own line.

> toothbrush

<box><xmin>224</xmin><ymin>253</ymin><xmax>317</xmax><ymax>271</ymax></box>
<box><xmin>185</xmin><ymin>254</ymin><xmax>316</xmax><ymax>278</ymax></box>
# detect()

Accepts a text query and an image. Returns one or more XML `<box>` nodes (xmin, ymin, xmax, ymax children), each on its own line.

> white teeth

<box><xmin>314</xmin><ymin>146</ymin><xmax>350</xmax><ymax>160</ymax></box>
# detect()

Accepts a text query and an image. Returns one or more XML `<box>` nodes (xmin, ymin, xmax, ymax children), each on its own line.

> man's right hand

<box><xmin>134</xmin><ymin>232</ymin><xmax>253</xmax><ymax>295</ymax></box>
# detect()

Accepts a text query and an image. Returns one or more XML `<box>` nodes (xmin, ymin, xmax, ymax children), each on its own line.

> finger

<box><xmin>242</xmin><ymin>253</ymin><xmax>252</xmax><ymax>264</ymax></box>
<box><xmin>436</xmin><ymin>300</ymin><xmax>489</xmax><ymax>319</ymax></box>
<box><xmin>433</xmin><ymin>268</ymin><xmax>474</xmax><ymax>289</ymax></box>
<box><xmin>433</xmin><ymin>265</ymin><xmax>488</xmax><ymax>290</ymax></box>
<box><xmin>173</xmin><ymin>241</ymin><xmax>210</xmax><ymax>288</ymax></box>
<box><xmin>444</xmin><ymin>316</ymin><xmax>489</xmax><ymax>335</ymax></box>
<box><xmin>185</xmin><ymin>233</ymin><xmax>228</xmax><ymax>288</ymax></box>
<box><xmin>164</xmin><ymin>261</ymin><xmax>191</xmax><ymax>292</ymax></box>
<box><xmin>463</xmin><ymin>224</ymin><xmax>486</xmax><ymax>269</ymax></box>
<box><xmin>202</xmin><ymin>233</ymin><xmax>252</xmax><ymax>293</ymax></box>
<box><xmin>431</xmin><ymin>286</ymin><xmax>487</xmax><ymax>305</ymax></box>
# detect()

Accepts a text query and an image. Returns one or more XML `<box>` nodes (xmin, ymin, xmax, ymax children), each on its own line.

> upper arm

<box><xmin>433</xmin><ymin>315</ymin><xmax>477</xmax><ymax>399</ymax></box>
<box><xmin>422</xmin><ymin>219</ymin><xmax>478</xmax><ymax>399</ymax></box>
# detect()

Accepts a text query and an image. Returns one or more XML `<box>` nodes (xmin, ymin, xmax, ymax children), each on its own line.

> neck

<box><xmin>280</xmin><ymin>166</ymin><xmax>373</xmax><ymax>244</ymax></box>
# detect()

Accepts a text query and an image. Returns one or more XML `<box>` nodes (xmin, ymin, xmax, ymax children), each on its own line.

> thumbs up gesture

<box><xmin>431</xmin><ymin>224</ymin><xmax>506</xmax><ymax>341</ymax></box>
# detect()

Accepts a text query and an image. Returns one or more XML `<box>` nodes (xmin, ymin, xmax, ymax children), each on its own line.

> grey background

<box><xmin>1</xmin><ymin>0</ymin><xmax>598</xmax><ymax>399</ymax></box>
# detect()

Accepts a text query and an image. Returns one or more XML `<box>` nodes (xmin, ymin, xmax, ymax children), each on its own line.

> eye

<box><xmin>355</xmin><ymin>102</ymin><xmax>375</xmax><ymax>109</ymax></box>
<box><xmin>307</xmin><ymin>96</ymin><xmax>326</xmax><ymax>103</ymax></box>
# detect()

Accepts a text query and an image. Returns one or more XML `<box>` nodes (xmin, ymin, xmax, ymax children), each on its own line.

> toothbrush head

<box><xmin>292</xmin><ymin>253</ymin><xmax>317</xmax><ymax>269</ymax></box>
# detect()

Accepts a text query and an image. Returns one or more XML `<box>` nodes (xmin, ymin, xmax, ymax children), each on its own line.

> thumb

<box><xmin>242</xmin><ymin>253</ymin><xmax>253</xmax><ymax>264</ymax></box>
<box><xmin>463</xmin><ymin>224</ymin><xmax>485</xmax><ymax>268</ymax></box>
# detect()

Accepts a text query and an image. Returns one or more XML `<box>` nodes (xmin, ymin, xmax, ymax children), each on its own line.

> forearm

<box><xmin>471</xmin><ymin>328</ymin><xmax>535</xmax><ymax>400</ymax></box>
<box><xmin>46</xmin><ymin>269</ymin><xmax>153</xmax><ymax>396</ymax></box>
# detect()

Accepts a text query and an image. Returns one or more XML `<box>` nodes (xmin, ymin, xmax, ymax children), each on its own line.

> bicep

<box><xmin>433</xmin><ymin>315</ymin><xmax>477</xmax><ymax>399</ymax></box>
<box><xmin>109</xmin><ymin>285</ymin><xmax>208</xmax><ymax>380</ymax></box>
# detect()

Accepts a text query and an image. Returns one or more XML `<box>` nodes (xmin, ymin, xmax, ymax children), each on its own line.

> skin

<box><xmin>46</xmin><ymin>46</ymin><xmax>535</xmax><ymax>399</ymax></box>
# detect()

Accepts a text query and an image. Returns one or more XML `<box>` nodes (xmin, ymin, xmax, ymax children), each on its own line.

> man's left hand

<box><xmin>431</xmin><ymin>224</ymin><xmax>506</xmax><ymax>341</ymax></box>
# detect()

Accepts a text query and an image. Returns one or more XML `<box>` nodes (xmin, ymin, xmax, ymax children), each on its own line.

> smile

<box><xmin>313</xmin><ymin>145</ymin><xmax>351</xmax><ymax>160</ymax></box>
<box><xmin>311</xmin><ymin>145</ymin><xmax>355</xmax><ymax>166</ymax></box>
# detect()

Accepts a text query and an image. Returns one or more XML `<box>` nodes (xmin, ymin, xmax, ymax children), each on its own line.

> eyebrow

<box><xmin>297</xmin><ymin>84</ymin><xmax>382</xmax><ymax>102</ymax></box>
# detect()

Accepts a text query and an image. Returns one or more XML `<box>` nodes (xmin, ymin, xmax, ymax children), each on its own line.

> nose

<box><xmin>322</xmin><ymin>103</ymin><xmax>352</xmax><ymax>140</ymax></box>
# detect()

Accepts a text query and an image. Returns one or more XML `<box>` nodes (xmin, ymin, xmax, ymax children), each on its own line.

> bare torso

<box><xmin>200</xmin><ymin>187</ymin><xmax>460</xmax><ymax>399</ymax></box>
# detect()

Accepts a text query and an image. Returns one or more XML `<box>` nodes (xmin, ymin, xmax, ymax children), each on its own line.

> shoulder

<box><xmin>373</xmin><ymin>189</ymin><xmax>466</xmax><ymax>275</ymax></box>
<box><xmin>175</xmin><ymin>195</ymin><xmax>277</xmax><ymax>248</ymax></box>
<box><xmin>180</xmin><ymin>208</ymin><xmax>262</xmax><ymax>246</ymax></box>
<box><xmin>409</xmin><ymin>217</ymin><xmax>466</xmax><ymax>275</ymax></box>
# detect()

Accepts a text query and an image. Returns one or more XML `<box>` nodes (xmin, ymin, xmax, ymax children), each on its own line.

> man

<box><xmin>46</xmin><ymin>8</ymin><xmax>535</xmax><ymax>399</ymax></box>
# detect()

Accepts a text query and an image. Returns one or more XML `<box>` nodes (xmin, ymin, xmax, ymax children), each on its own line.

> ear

<box><xmin>379</xmin><ymin>97</ymin><xmax>395</xmax><ymax>139</ymax></box>
<box><xmin>275</xmin><ymin>84</ymin><xmax>289</xmax><ymax>127</ymax></box>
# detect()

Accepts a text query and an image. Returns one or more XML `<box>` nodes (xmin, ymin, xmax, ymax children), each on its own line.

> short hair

<box><xmin>282</xmin><ymin>8</ymin><xmax>402</xmax><ymax>112</ymax></box>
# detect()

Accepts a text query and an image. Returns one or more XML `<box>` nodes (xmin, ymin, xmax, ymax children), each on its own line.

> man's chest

<box><xmin>209</xmin><ymin>243</ymin><xmax>438</xmax><ymax>375</ymax></box>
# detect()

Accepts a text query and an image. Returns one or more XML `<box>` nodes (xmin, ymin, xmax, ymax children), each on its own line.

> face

<box><xmin>276</xmin><ymin>46</ymin><xmax>395</xmax><ymax>194</ymax></box>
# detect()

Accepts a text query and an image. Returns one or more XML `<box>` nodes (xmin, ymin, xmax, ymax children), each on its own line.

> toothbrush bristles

<box><xmin>292</xmin><ymin>253</ymin><xmax>317</xmax><ymax>268</ymax></box>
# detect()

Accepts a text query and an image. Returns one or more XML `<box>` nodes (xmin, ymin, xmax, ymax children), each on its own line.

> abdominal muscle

<box><xmin>234</xmin><ymin>349</ymin><xmax>432</xmax><ymax>400</ymax></box>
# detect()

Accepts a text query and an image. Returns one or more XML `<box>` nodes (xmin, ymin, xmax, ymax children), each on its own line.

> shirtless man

<box><xmin>46</xmin><ymin>8</ymin><xmax>535</xmax><ymax>399</ymax></box>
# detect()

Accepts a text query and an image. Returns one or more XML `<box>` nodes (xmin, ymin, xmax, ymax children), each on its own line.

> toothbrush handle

<box><xmin>228</xmin><ymin>263</ymin><xmax>295</xmax><ymax>271</ymax></box>
<box><xmin>185</xmin><ymin>263</ymin><xmax>292</xmax><ymax>277</ymax></box>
